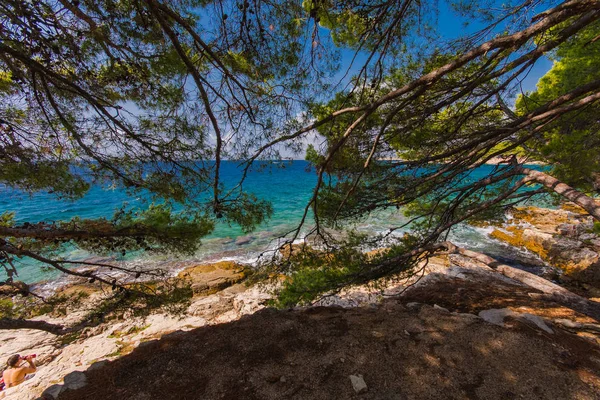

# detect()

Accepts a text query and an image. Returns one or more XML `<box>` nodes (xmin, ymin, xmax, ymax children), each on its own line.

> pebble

<box><xmin>349</xmin><ymin>374</ymin><xmax>368</xmax><ymax>393</ymax></box>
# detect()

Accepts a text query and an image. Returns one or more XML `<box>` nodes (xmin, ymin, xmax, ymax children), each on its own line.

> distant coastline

<box><xmin>377</xmin><ymin>155</ymin><xmax>547</xmax><ymax>165</ymax></box>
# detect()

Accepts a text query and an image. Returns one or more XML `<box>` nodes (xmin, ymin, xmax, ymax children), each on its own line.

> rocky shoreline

<box><xmin>0</xmin><ymin>261</ymin><xmax>271</xmax><ymax>400</ymax></box>
<box><xmin>12</xmin><ymin>254</ymin><xmax>600</xmax><ymax>399</ymax></box>
<box><xmin>488</xmin><ymin>204</ymin><xmax>600</xmax><ymax>296</ymax></box>
<box><xmin>1</xmin><ymin>205</ymin><xmax>600</xmax><ymax>399</ymax></box>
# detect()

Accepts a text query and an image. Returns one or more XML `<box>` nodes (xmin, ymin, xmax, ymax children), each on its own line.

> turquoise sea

<box><xmin>0</xmin><ymin>161</ymin><xmax>550</xmax><ymax>288</ymax></box>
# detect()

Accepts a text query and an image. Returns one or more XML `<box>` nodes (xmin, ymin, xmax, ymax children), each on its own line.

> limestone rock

<box><xmin>0</xmin><ymin>281</ymin><xmax>29</xmax><ymax>296</ymax></box>
<box><xmin>349</xmin><ymin>374</ymin><xmax>368</xmax><ymax>393</ymax></box>
<box><xmin>479</xmin><ymin>308</ymin><xmax>553</xmax><ymax>333</ymax></box>
<box><xmin>87</xmin><ymin>360</ymin><xmax>109</xmax><ymax>371</ymax></box>
<box><xmin>433</xmin><ymin>304</ymin><xmax>449</xmax><ymax>313</ymax></box>
<box><xmin>177</xmin><ymin>261</ymin><xmax>248</xmax><ymax>295</ymax></box>
<box><xmin>519</xmin><ymin>313</ymin><xmax>553</xmax><ymax>334</ymax></box>
<box><xmin>490</xmin><ymin>206</ymin><xmax>600</xmax><ymax>288</ymax></box>
<box><xmin>479</xmin><ymin>308</ymin><xmax>516</xmax><ymax>327</ymax></box>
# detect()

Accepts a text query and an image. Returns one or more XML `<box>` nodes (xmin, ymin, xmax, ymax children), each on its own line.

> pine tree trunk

<box><xmin>520</xmin><ymin>167</ymin><xmax>600</xmax><ymax>222</ymax></box>
<box><xmin>0</xmin><ymin>318</ymin><xmax>67</xmax><ymax>334</ymax></box>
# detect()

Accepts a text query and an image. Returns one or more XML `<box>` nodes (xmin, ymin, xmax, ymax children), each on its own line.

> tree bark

<box><xmin>0</xmin><ymin>318</ymin><xmax>67</xmax><ymax>335</ymax></box>
<box><xmin>441</xmin><ymin>242</ymin><xmax>600</xmax><ymax>322</ymax></box>
<box><xmin>519</xmin><ymin>167</ymin><xmax>600</xmax><ymax>222</ymax></box>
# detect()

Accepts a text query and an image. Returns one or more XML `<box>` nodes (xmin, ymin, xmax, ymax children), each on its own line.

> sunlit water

<box><xmin>0</xmin><ymin>161</ymin><xmax>552</xmax><ymax>289</ymax></box>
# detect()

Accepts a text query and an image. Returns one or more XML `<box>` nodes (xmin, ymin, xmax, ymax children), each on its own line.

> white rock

<box><xmin>479</xmin><ymin>309</ymin><xmax>553</xmax><ymax>333</ymax></box>
<box><xmin>478</xmin><ymin>308</ymin><xmax>516</xmax><ymax>326</ymax></box>
<box><xmin>349</xmin><ymin>374</ymin><xmax>368</xmax><ymax>393</ymax></box>
<box><xmin>519</xmin><ymin>313</ymin><xmax>553</xmax><ymax>334</ymax></box>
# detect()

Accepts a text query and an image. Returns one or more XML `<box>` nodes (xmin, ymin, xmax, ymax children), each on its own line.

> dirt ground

<box><xmin>57</xmin><ymin>272</ymin><xmax>600</xmax><ymax>400</ymax></box>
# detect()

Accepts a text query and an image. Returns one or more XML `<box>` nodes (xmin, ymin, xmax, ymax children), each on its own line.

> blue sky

<box><xmin>285</xmin><ymin>2</ymin><xmax>555</xmax><ymax>159</ymax></box>
<box><xmin>330</xmin><ymin>0</ymin><xmax>552</xmax><ymax>94</ymax></box>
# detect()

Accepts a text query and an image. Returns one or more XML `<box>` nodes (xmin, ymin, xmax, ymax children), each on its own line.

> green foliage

<box><xmin>38</xmin><ymin>204</ymin><xmax>216</xmax><ymax>255</ymax></box>
<box><xmin>0</xmin><ymin>0</ymin><xmax>315</xmax><ymax>264</ymax></box>
<box><xmin>108</xmin><ymin>324</ymin><xmax>149</xmax><ymax>339</ymax></box>
<box><xmin>302</xmin><ymin>0</ymin><xmax>370</xmax><ymax>47</ymax></box>
<box><xmin>0</xmin><ymin>289</ymin><xmax>86</xmax><ymax>321</ymax></box>
<box><xmin>272</xmin><ymin>233</ymin><xmax>421</xmax><ymax>307</ymax></box>
<box><xmin>218</xmin><ymin>193</ymin><xmax>274</xmax><ymax>234</ymax></box>
<box><xmin>84</xmin><ymin>279</ymin><xmax>193</xmax><ymax>325</ymax></box>
<box><xmin>0</xmin><ymin>212</ymin><xmax>15</xmax><ymax>227</ymax></box>
<box><xmin>516</xmin><ymin>21</ymin><xmax>600</xmax><ymax>190</ymax></box>
<box><xmin>0</xmin><ymin>298</ymin><xmax>15</xmax><ymax>319</ymax></box>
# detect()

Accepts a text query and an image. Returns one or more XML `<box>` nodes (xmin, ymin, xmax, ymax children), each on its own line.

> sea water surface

<box><xmin>0</xmin><ymin>161</ymin><xmax>549</xmax><ymax>287</ymax></box>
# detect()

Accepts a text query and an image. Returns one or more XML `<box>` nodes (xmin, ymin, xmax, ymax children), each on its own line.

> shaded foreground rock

<box><xmin>57</xmin><ymin>296</ymin><xmax>600</xmax><ymax>400</ymax></box>
<box><xmin>6</xmin><ymin>254</ymin><xmax>600</xmax><ymax>399</ymax></box>
<box><xmin>0</xmin><ymin>261</ymin><xmax>267</xmax><ymax>400</ymax></box>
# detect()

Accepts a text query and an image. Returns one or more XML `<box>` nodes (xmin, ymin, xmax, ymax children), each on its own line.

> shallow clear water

<box><xmin>0</xmin><ymin>161</ymin><xmax>549</xmax><ymax>286</ymax></box>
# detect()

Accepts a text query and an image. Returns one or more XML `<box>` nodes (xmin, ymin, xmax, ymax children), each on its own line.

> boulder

<box><xmin>479</xmin><ymin>308</ymin><xmax>553</xmax><ymax>333</ymax></box>
<box><xmin>177</xmin><ymin>261</ymin><xmax>249</xmax><ymax>295</ymax></box>
<box><xmin>479</xmin><ymin>309</ymin><xmax>515</xmax><ymax>327</ymax></box>
<box><xmin>0</xmin><ymin>281</ymin><xmax>29</xmax><ymax>296</ymax></box>
<box><xmin>519</xmin><ymin>313</ymin><xmax>553</xmax><ymax>334</ymax></box>
<box><xmin>63</xmin><ymin>371</ymin><xmax>88</xmax><ymax>391</ymax></box>
<box><xmin>40</xmin><ymin>384</ymin><xmax>63</xmax><ymax>399</ymax></box>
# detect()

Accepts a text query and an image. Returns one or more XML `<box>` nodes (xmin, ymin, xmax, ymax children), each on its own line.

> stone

<box><xmin>479</xmin><ymin>309</ymin><xmax>553</xmax><ymax>333</ymax></box>
<box><xmin>40</xmin><ymin>384</ymin><xmax>63</xmax><ymax>399</ymax></box>
<box><xmin>235</xmin><ymin>235</ymin><xmax>253</xmax><ymax>245</ymax></box>
<box><xmin>191</xmin><ymin>282</ymin><xmax>209</xmax><ymax>293</ymax></box>
<box><xmin>87</xmin><ymin>360</ymin><xmax>109</xmax><ymax>371</ymax></box>
<box><xmin>0</xmin><ymin>281</ymin><xmax>29</xmax><ymax>296</ymax></box>
<box><xmin>178</xmin><ymin>262</ymin><xmax>247</xmax><ymax>295</ymax></box>
<box><xmin>579</xmin><ymin>233</ymin><xmax>597</xmax><ymax>241</ymax></box>
<box><xmin>433</xmin><ymin>304</ymin><xmax>449</xmax><ymax>313</ymax></box>
<box><xmin>63</xmin><ymin>371</ymin><xmax>88</xmax><ymax>391</ymax></box>
<box><xmin>491</xmin><ymin>207</ymin><xmax>600</xmax><ymax>288</ymax></box>
<box><xmin>557</xmin><ymin>224</ymin><xmax>578</xmax><ymax>237</ymax></box>
<box><xmin>519</xmin><ymin>313</ymin><xmax>553</xmax><ymax>334</ymax></box>
<box><xmin>478</xmin><ymin>308</ymin><xmax>516</xmax><ymax>327</ymax></box>
<box><xmin>554</xmin><ymin>318</ymin><xmax>578</xmax><ymax>329</ymax></box>
<box><xmin>349</xmin><ymin>374</ymin><xmax>368</xmax><ymax>393</ymax></box>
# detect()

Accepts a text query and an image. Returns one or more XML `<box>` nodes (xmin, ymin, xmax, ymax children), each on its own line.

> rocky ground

<box><xmin>1</xmin><ymin>252</ymin><xmax>599</xmax><ymax>399</ymax></box>
<box><xmin>0</xmin><ymin>261</ymin><xmax>270</xmax><ymax>400</ymax></box>
<box><xmin>489</xmin><ymin>203</ymin><xmax>600</xmax><ymax>294</ymax></box>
